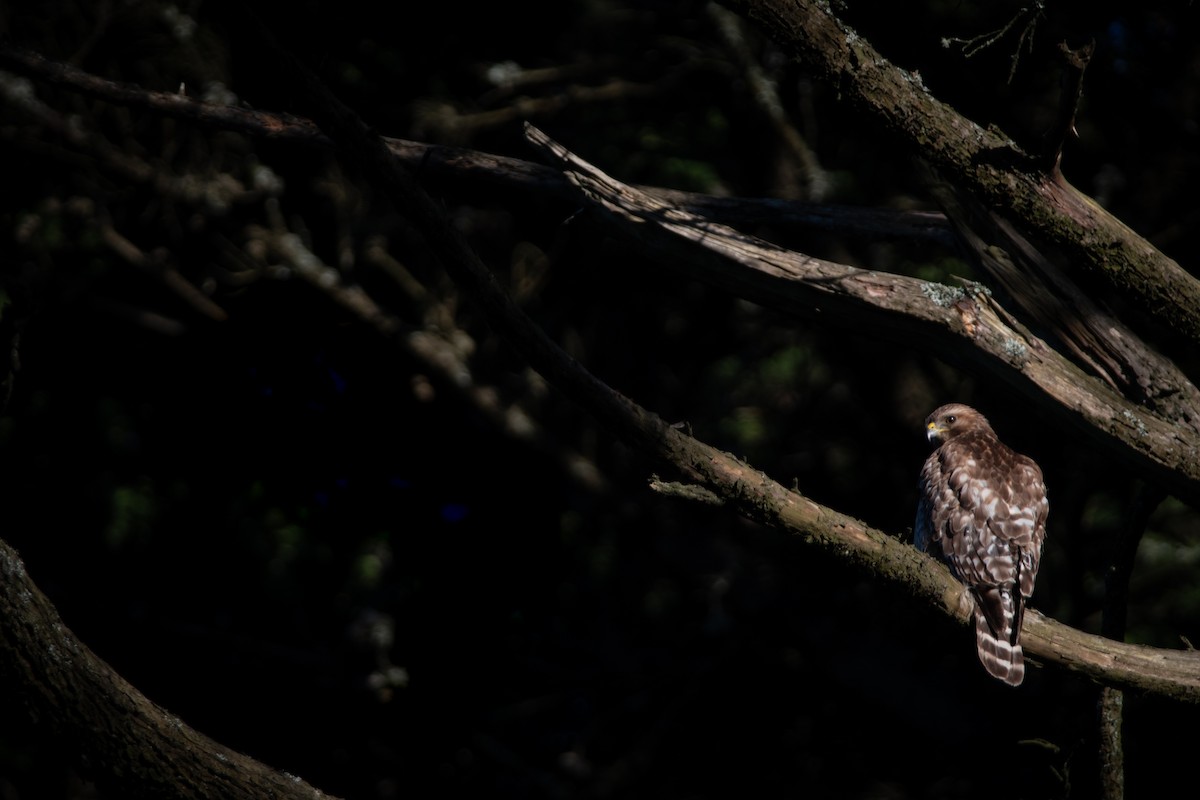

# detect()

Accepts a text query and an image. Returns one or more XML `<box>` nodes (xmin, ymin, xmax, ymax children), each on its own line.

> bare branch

<box><xmin>15</xmin><ymin>39</ymin><xmax>1197</xmax><ymax>456</ymax></box>
<box><xmin>928</xmin><ymin>180</ymin><xmax>1200</xmax><ymax>434</ymax></box>
<box><xmin>0</xmin><ymin>540</ymin><xmax>339</xmax><ymax>799</ymax></box>
<box><xmin>941</xmin><ymin>2</ymin><xmax>1045</xmax><ymax>83</ymax></box>
<box><xmin>0</xmin><ymin>68</ymin><xmax>258</xmax><ymax>211</ymax></box>
<box><xmin>717</xmin><ymin>0</ymin><xmax>1200</xmax><ymax>348</ymax></box>
<box><xmin>523</xmin><ymin>123</ymin><xmax>1200</xmax><ymax>503</ymax></box>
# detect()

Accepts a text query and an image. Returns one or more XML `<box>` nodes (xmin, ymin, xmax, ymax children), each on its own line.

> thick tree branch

<box><xmin>0</xmin><ymin>540</ymin><xmax>338</xmax><ymax>799</ymax></box>
<box><xmin>718</xmin><ymin>0</ymin><xmax>1200</xmax><ymax>348</ymax></box>
<box><xmin>523</xmin><ymin>124</ymin><xmax>1200</xmax><ymax>503</ymax></box>
<box><xmin>928</xmin><ymin>180</ymin><xmax>1200</xmax><ymax>433</ymax></box>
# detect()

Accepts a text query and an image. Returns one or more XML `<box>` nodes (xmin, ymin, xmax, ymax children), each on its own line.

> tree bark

<box><xmin>717</xmin><ymin>0</ymin><xmax>1200</xmax><ymax>348</ymax></box>
<box><xmin>0</xmin><ymin>540</ymin><xmax>339</xmax><ymax>799</ymax></box>
<box><xmin>523</xmin><ymin>124</ymin><xmax>1200</xmax><ymax>504</ymax></box>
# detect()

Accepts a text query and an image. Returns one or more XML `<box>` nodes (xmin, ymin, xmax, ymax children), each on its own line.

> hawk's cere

<box><xmin>914</xmin><ymin>403</ymin><xmax>1048</xmax><ymax>686</ymax></box>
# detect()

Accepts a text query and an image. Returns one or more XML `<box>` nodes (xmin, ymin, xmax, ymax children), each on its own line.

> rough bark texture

<box><xmin>718</xmin><ymin>0</ymin><xmax>1200</xmax><ymax>347</ymax></box>
<box><xmin>0</xmin><ymin>540</ymin><xmax>338</xmax><ymax>799</ymax></box>
<box><xmin>1098</xmin><ymin>687</ymin><xmax>1125</xmax><ymax>800</ymax></box>
<box><xmin>930</xmin><ymin>179</ymin><xmax>1200</xmax><ymax>435</ymax></box>
<box><xmin>524</xmin><ymin>124</ymin><xmax>1200</xmax><ymax>503</ymax></box>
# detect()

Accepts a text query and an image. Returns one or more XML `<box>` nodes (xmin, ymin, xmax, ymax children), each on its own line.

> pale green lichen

<box><xmin>921</xmin><ymin>282</ymin><xmax>964</xmax><ymax>307</ymax></box>
<box><xmin>1002</xmin><ymin>338</ymin><xmax>1028</xmax><ymax>360</ymax></box>
<box><xmin>1121</xmin><ymin>409</ymin><xmax>1149</xmax><ymax>437</ymax></box>
<box><xmin>959</xmin><ymin>280</ymin><xmax>993</xmax><ymax>299</ymax></box>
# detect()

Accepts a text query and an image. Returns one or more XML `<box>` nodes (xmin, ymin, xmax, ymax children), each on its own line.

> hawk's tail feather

<box><xmin>974</xmin><ymin>608</ymin><xmax>1025</xmax><ymax>686</ymax></box>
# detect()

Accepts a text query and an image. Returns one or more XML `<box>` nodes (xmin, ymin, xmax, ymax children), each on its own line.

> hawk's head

<box><xmin>924</xmin><ymin>403</ymin><xmax>992</xmax><ymax>445</ymax></box>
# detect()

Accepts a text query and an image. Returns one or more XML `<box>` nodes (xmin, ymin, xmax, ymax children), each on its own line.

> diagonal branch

<box><xmin>522</xmin><ymin>123</ymin><xmax>1200</xmax><ymax>503</ymax></box>
<box><xmin>927</xmin><ymin>179</ymin><xmax>1200</xmax><ymax>434</ymax></box>
<box><xmin>0</xmin><ymin>540</ymin><xmax>340</xmax><ymax>799</ymax></box>
<box><xmin>717</xmin><ymin>0</ymin><xmax>1200</xmax><ymax>348</ymax></box>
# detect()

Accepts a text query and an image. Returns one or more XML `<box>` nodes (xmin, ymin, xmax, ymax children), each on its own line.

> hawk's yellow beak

<box><xmin>926</xmin><ymin>421</ymin><xmax>946</xmax><ymax>443</ymax></box>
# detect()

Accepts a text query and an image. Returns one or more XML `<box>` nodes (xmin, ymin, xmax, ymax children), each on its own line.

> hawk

<box><xmin>914</xmin><ymin>403</ymin><xmax>1048</xmax><ymax>686</ymax></box>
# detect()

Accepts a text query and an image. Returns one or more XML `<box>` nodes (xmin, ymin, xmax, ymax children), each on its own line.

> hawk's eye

<box><xmin>947</xmin><ymin>415</ymin><xmax>956</xmax><ymax>424</ymax></box>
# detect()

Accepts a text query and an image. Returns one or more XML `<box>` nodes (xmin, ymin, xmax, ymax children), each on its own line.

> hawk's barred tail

<box><xmin>974</xmin><ymin>608</ymin><xmax>1025</xmax><ymax>686</ymax></box>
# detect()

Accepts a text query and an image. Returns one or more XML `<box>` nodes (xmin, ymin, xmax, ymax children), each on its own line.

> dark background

<box><xmin>1</xmin><ymin>1</ymin><xmax>1198</xmax><ymax>797</ymax></box>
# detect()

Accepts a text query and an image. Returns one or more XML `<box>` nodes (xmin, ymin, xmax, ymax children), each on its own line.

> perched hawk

<box><xmin>915</xmin><ymin>403</ymin><xmax>1048</xmax><ymax>686</ymax></box>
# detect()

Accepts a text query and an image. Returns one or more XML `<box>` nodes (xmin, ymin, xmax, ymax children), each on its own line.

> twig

<box><xmin>418</xmin><ymin>76</ymin><xmax>679</xmax><ymax>143</ymax></box>
<box><xmin>0</xmin><ymin>68</ymin><xmax>257</xmax><ymax>210</ymax></box>
<box><xmin>91</xmin><ymin>216</ymin><xmax>230</xmax><ymax>323</ymax></box>
<box><xmin>941</xmin><ymin>2</ymin><xmax>1046</xmax><ymax>83</ymax></box>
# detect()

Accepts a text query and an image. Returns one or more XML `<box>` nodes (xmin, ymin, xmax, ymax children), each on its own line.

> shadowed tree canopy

<box><xmin>1</xmin><ymin>1</ymin><xmax>1199</xmax><ymax>799</ymax></box>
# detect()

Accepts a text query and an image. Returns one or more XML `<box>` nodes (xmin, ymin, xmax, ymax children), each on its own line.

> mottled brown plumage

<box><xmin>915</xmin><ymin>403</ymin><xmax>1048</xmax><ymax>686</ymax></box>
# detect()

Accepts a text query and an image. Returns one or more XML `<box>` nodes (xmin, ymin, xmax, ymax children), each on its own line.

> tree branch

<box><xmin>717</xmin><ymin>0</ymin><xmax>1200</xmax><ymax>348</ymax></box>
<box><xmin>0</xmin><ymin>539</ymin><xmax>339</xmax><ymax>799</ymax></box>
<box><xmin>522</xmin><ymin>123</ymin><xmax>1200</xmax><ymax>503</ymax></box>
<box><xmin>0</xmin><ymin>42</ymin><xmax>954</xmax><ymax>247</ymax></box>
<box><xmin>927</xmin><ymin>179</ymin><xmax>1200</xmax><ymax>433</ymax></box>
